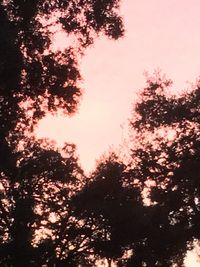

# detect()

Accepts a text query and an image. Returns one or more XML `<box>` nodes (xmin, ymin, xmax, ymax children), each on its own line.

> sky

<box><xmin>36</xmin><ymin>1</ymin><xmax>200</xmax><ymax>265</ymax></box>
<box><xmin>37</xmin><ymin>0</ymin><xmax>200</xmax><ymax>175</ymax></box>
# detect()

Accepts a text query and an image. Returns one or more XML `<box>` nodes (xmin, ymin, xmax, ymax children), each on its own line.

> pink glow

<box><xmin>37</xmin><ymin>0</ymin><xmax>200</xmax><ymax>175</ymax></box>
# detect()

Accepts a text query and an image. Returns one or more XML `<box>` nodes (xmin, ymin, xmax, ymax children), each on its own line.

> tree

<box><xmin>0</xmin><ymin>140</ymin><xmax>88</xmax><ymax>266</ymax></box>
<box><xmin>73</xmin><ymin>152</ymin><xmax>155</xmax><ymax>267</ymax></box>
<box><xmin>127</xmin><ymin>72</ymin><xmax>200</xmax><ymax>266</ymax></box>
<box><xmin>0</xmin><ymin>0</ymin><xmax>124</xmax><ymax>266</ymax></box>
<box><xmin>0</xmin><ymin>0</ymin><xmax>124</xmax><ymax>135</ymax></box>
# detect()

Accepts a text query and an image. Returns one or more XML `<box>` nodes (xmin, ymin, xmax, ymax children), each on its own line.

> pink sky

<box><xmin>36</xmin><ymin>1</ymin><xmax>200</xmax><ymax>265</ymax></box>
<box><xmin>37</xmin><ymin>0</ymin><xmax>200</xmax><ymax>173</ymax></box>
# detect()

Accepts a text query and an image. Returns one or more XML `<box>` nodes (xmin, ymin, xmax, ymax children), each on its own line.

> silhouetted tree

<box><xmin>73</xmin><ymin>153</ymin><xmax>155</xmax><ymax>266</ymax></box>
<box><xmin>0</xmin><ymin>140</ymin><xmax>90</xmax><ymax>266</ymax></box>
<box><xmin>0</xmin><ymin>0</ymin><xmax>124</xmax><ymax>136</ymax></box>
<box><xmin>127</xmin><ymin>72</ymin><xmax>200</xmax><ymax>266</ymax></box>
<box><xmin>0</xmin><ymin>0</ymin><xmax>124</xmax><ymax>266</ymax></box>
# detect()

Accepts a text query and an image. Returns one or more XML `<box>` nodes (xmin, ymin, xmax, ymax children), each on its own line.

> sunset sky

<box><xmin>36</xmin><ymin>1</ymin><xmax>200</xmax><ymax>265</ymax></box>
<box><xmin>37</xmin><ymin>0</ymin><xmax>200</xmax><ymax>174</ymax></box>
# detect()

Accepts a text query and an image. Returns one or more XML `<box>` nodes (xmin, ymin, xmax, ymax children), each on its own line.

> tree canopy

<box><xmin>0</xmin><ymin>0</ymin><xmax>124</xmax><ymax>266</ymax></box>
<box><xmin>0</xmin><ymin>0</ymin><xmax>124</xmax><ymax>135</ymax></box>
<box><xmin>127</xmin><ymin>72</ymin><xmax>200</xmax><ymax>266</ymax></box>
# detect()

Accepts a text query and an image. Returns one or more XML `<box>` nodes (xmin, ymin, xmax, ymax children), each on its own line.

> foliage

<box><xmin>128</xmin><ymin>72</ymin><xmax>200</xmax><ymax>266</ymax></box>
<box><xmin>73</xmin><ymin>153</ymin><xmax>149</xmax><ymax>266</ymax></box>
<box><xmin>0</xmin><ymin>0</ymin><xmax>124</xmax><ymax>266</ymax></box>
<box><xmin>0</xmin><ymin>141</ymin><xmax>88</xmax><ymax>266</ymax></box>
<box><xmin>0</xmin><ymin>0</ymin><xmax>124</xmax><ymax>137</ymax></box>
